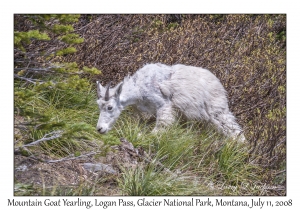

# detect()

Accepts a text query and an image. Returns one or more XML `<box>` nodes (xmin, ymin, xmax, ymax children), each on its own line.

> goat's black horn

<box><xmin>105</xmin><ymin>81</ymin><xmax>112</xmax><ymax>101</ymax></box>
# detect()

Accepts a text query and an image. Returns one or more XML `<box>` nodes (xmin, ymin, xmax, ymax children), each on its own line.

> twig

<box><xmin>14</xmin><ymin>67</ymin><xmax>55</xmax><ymax>73</ymax></box>
<box><xmin>274</xmin><ymin>170</ymin><xmax>286</xmax><ymax>175</ymax></box>
<box><xmin>23</xmin><ymin>130</ymin><xmax>63</xmax><ymax>148</ymax></box>
<box><xmin>235</xmin><ymin>102</ymin><xmax>265</xmax><ymax>116</ymax></box>
<box><xmin>15</xmin><ymin>130</ymin><xmax>64</xmax><ymax>155</ymax></box>
<box><xmin>14</xmin><ymin>74</ymin><xmax>39</xmax><ymax>84</ymax></box>
<box><xmin>46</xmin><ymin>152</ymin><xmax>97</xmax><ymax>163</ymax></box>
<box><xmin>19</xmin><ymin>152</ymin><xmax>97</xmax><ymax>164</ymax></box>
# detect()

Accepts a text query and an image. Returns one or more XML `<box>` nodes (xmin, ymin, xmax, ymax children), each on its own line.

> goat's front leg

<box><xmin>152</xmin><ymin>104</ymin><xmax>175</xmax><ymax>133</ymax></box>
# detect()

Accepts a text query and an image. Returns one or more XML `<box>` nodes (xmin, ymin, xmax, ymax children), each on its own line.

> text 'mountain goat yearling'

<box><xmin>96</xmin><ymin>63</ymin><xmax>245</xmax><ymax>141</ymax></box>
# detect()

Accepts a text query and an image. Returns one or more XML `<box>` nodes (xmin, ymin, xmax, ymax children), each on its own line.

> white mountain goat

<box><xmin>96</xmin><ymin>63</ymin><xmax>245</xmax><ymax>141</ymax></box>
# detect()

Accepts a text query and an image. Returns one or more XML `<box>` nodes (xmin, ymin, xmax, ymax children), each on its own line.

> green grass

<box><xmin>14</xmin><ymin>80</ymin><xmax>102</xmax><ymax>158</ymax></box>
<box><xmin>14</xmin><ymin>80</ymin><xmax>285</xmax><ymax>196</ymax></box>
<box><xmin>112</xmin><ymin>116</ymin><xmax>267</xmax><ymax>196</ymax></box>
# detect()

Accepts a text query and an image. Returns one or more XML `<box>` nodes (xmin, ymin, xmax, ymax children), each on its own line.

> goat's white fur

<box><xmin>96</xmin><ymin>63</ymin><xmax>245</xmax><ymax>141</ymax></box>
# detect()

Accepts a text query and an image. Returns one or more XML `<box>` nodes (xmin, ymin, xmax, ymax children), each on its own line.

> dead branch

<box><xmin>46</xmin><ymin>152</ymin><xmax>97</xmax><ymax>163</ymax></box>
<box><xmin>23</xmin><ymin>130</ymin><xmax>64</xmax><ymax>147</ymax></box>
<box><xmin>14</xmin><ymin>74</ymin><xmax>40</xmax><ymax>84</ymax></box>
<box><xmin>15</xmin><ymin>130</ymin><xmax>63</xmax><ymax>152</ymax></box>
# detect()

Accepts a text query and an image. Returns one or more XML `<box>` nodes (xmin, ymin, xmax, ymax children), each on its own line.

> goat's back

<box><xmin>159</xmin><ymin>64</ymin><xmax>229</xmax><ymax>120</ymax></box>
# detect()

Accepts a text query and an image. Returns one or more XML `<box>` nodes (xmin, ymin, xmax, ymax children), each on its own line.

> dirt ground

<box><xmin>15</xmin><ymin>154</ymin><xmax>95</xmax><ymax>186</ymax></box>
<box><xmin>14</xmin><ymin>138</ymin><xmax>145</xmax><ymax>195</ymax></box>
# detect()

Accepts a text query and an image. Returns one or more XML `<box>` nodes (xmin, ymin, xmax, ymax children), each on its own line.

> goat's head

<box><xmin>96</xmin><ymin>81</ymin><xmax>123</xmax><ymax>134</ymax></box>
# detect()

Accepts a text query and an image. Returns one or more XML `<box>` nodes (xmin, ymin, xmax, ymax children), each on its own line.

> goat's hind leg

<box><xmin>210</xmin><ymin>112</ymin><xmax>245</xmax><ymax>142</ymax></box>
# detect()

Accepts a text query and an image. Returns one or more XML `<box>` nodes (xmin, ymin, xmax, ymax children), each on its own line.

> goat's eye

<box><xmin>107</xmin><ymin>106</ymin><xmax>113</xmax><ymax>111</ymax></box>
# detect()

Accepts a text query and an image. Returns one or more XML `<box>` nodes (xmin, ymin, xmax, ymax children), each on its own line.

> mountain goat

<box><xmin>96</xmin><ymin>63</ymin><xmax>245</xmax><ymax>141</ymax></box>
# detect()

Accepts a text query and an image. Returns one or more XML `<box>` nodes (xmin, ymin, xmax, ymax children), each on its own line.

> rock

<box><xmin>82</xmin><ymin>163</ymin><xmax>117</xmax><ymax>174</ymax></box>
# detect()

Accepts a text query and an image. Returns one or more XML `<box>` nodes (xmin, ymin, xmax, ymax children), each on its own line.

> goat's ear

<box><xmin>114</xmin><ymin>82</ymin><xmax>123</xmax><ymax>97</ymax></box>
<box><xmin>96</xmin><ymin>81</ymin><xmax>105</xmax><ymax>99</ymax></box>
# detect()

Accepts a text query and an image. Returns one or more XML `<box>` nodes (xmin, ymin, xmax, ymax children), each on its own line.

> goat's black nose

<box><xmin>97</xmin><ymin>127</ymin><xmax>102</xmax><ymax>133</ymax></box>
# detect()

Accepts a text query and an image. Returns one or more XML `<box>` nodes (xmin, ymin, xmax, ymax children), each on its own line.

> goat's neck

<box><xmin>119</xmin><ymin>83</ymin><xmax>140</xmax><ymax>108</ymax></box>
